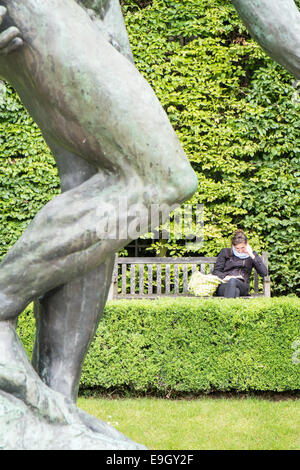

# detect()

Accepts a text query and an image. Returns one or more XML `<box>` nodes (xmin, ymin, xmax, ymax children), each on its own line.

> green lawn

<box><xmin>77</xmin><ymin>396</ymin><xmax>300</xmax><ymax>450</ymax></box>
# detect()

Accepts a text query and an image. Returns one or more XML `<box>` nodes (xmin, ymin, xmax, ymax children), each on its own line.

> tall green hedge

<box><xmin>0</xmin><ymin>0</ymin><xmax>299</xmax><ymax>295</ymax></box>
<box><xmin>17</xmin><ymin>297</ymin><xmax>300</xmax><ymax>394</ymax></box>
<box><xmin>0</xmin><ymin>88</ymin><xmax>60</xmax><ymax>254</ymax></box>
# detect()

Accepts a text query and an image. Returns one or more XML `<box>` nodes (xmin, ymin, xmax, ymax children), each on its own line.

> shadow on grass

<box><xmin>79</xmin><ymin>387</ymin><xmax>300</xmax><ymax>401</ymax></box>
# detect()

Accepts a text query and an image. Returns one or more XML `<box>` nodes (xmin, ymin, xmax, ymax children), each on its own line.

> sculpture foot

<box><xmin>0</xmin><ymin>321</ymin><xmax>147</xmax><ymax>450</ymax></box>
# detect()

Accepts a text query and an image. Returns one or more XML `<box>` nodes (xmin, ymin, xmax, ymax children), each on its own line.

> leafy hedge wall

<box><xmin>0</xmin><ymin>0</ymin><xmax>299</xmax><ymax>295</ymax></box>
<box><xmin>17</xmin><ymin>297</ymin><xmax>300</xmax><ymax>394</ymax></box>
<box><xmin>0</xmin><ymin>88</ymin><xmax>60</xmax><ymax>255</ymax></box>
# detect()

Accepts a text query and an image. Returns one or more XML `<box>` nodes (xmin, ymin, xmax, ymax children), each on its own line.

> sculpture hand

<box><xmin>86</xmin><ymin>7</ymin><xmax>121</xmax><ymax>53</ymax></box>
<box><xmin>0</xmin><ymin>6</ymin><xmax>23</xmax><ymax>55</ymax></box>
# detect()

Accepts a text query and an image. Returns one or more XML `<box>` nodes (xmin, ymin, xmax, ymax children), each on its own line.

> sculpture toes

<box><xmin>4</xmin><ymin>36</ymin><xmax>23</xmax><ymax>54</ymax></box>
<box><xmin>86</xmin><ymin>8</ymin><xmax>97</xmax><ymax>21</ymax></box>
<box><xmin>0</xmin><ymin>27</ymin><xmax>23</xmax><ymax>54</ymax></box>
<box><xmin>108</xmin><ymin>34</ymin><xmax>121</xmax><ymax>53</ymax></box>
<box><xmin>76</xmin><ymin>408</ymin><xmax>132</xmax><ymax>442</ymax></box>
<box><xmin>76</xmin><ymin>408</ymin><xmax>147</xmax><ymax>449</ymax></box>
<box><xmin>0</xmin><ymin>5</ymin><xmax>7</xmax><ymax>23</ymax></box>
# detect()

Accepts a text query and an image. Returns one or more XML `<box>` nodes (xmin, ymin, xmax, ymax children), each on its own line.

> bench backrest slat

<box><xmin>183</xmin><ymin>264</ymin><xmax>188</xmax><ymax>294</ymax></box>
<box><xmin>139</xmin><ymin>264</ymin><xmax>144</xmax><ymax>295</ymax></box>
<box><xmin>165</xmin><ymin>264</ymin><xmax>171</xmax><ymax>294</ymax></box>
<box><xmin>157</xmin><ymin>264</ymin><xmax>162</xmax><ymax>295</ymax></box>
<box><xmin>148</xmin><ymin>264</ymin><xmax>153</xmax><ymax>295</ymax></box>
<box><xmin>130</xmin><ymin>264</ymin><xmax>136</xmax><ymax>295</ymax></box>
<box><xmin>174</xmin><ymin>264</ymin><xmax>179</xmax><ymax>294</ymax></box>
<box><xmin>122</xmin><ymin>263</ymin><xmax>127</xmax><ymax>295</ymax></box>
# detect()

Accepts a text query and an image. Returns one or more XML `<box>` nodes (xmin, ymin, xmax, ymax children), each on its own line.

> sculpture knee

<box><xmin>175</xmin><ymin>166</ymin><xmax>198</xmax><ymax>203</ymax></box>
<box><xmin>158</xmin><ymin>165</ymin><xmax>198</xmax><ymax>206</ymax></box>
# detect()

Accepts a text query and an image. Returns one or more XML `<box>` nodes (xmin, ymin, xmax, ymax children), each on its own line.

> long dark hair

<box><xmin>230</xmin><ymin>229</ymin><xmax>248</xmax><ymax>254</ymax></box>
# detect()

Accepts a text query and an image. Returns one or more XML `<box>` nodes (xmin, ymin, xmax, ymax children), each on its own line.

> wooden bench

<box><xmin>108</xmin><ymin>252</ymin><xmax>271</xmax><ymax>299</ymax></box>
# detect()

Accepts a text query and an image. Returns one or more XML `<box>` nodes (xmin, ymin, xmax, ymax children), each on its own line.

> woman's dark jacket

<box><xmin>212</xmin><ymin>248</ymin><xmax>268</xmax><ymax>287</ymax></box>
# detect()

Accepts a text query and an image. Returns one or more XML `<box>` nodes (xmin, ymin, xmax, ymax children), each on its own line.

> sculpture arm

<box><xmin>0</xmin><ymin>6</ymin><xmax>23</xmax><ymax>54</ymax></box>
<box><xmin>232</xmin><ymin>0</ymin><xmax>300</xmax><ymax>78</ymax></box>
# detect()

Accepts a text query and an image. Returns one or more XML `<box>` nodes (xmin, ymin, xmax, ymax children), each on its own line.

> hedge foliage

<box><xmin>0</xmin><ymin>0</ymin><xmax>299</xmax><ymax>295</ymax></box>
<box><xmin>17</xmin><ymin>297</ymin><xmax>300</xmax><ymax>394</ymax></box>
<box><xmin>0</xmin><ymin>88</ymin><xmax>60</xmax><ymax>254</ymax></box>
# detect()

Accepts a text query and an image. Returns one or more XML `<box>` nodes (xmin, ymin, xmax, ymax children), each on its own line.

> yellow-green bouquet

<box><xmin>188</xmin><ymin>270</ymin><xmax>222</xmax><ymax>297</ymax></box>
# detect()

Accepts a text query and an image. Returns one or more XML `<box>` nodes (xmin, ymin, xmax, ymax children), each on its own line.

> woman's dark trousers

<box><xmin>215</xmin><ymin>278</ymin><xmax>249</xmax><ymax>298</ymax></box>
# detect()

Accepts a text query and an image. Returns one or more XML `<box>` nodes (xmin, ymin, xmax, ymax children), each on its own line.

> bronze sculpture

<box><xmin>0</xmin><ymin>0</ymin><xmax>197</xmax><ymax>398</ymax></box>
<box><xmin>0</xmin><ymin>0</ymin><xmax>197</xmax><ymax>449</ymax></box>
<box><xmin>232</xmin><ymin>0</ymin><xmax>300</xmax><ymax>80</ymax></box>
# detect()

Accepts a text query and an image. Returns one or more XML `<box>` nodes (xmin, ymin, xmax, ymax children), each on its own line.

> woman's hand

<box><xmin>245</xmin><ymin>243</ymin><xmax>255</xmax><ymax>259</ymax></box>
<box><xmin>0</xmin><ymin>6</ymin><xmax>23</xmax><ymax>55</ymax></box>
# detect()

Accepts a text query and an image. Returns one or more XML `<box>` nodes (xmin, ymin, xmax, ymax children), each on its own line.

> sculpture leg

<box><xmin>0</xmin><ymin>146</ymin><xmax>196</xmax><ymax>322</ymax></box>
<box><xmin>0</xmin><ymin>320</ymin><xmax>146</xmax><ymax>449</ymax></box>
<box><xmin>29</xmin><ymin>4</ymin><xmax>134</xmax><ymax>402</ymax></box>
<box><xmin>30</xmin><ymin>142</ymin><xmax>116</xmax><ymax>401</ymax></box>
<box><xmin>32</xmin><ymin>259</ymin><xmax>114</xmax><ymax>402</ymax></box>
<box><xmin>0</xmin><ymin>1</ymin><xmax>196</xmax><ymax>449</ymax></box>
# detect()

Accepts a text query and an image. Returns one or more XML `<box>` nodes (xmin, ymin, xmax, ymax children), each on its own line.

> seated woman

<box><xmin>213</xmin><ymin>229</ymin><xmax>268</xmax><ymax>298</ymax></box>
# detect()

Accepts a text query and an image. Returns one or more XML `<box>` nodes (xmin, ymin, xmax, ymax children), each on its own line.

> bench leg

<box><xmin>264</xmin><ymin>277</ymin><xmax>271</xmax><ymax>297</ymax></box>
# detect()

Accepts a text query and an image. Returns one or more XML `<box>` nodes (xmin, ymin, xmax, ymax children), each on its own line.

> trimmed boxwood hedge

<box><xmin>17</xmin><ymin>297</ymin><xmax>300</xmax><ymax>395</ymax></box>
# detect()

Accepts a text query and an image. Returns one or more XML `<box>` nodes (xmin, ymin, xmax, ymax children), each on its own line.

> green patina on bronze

<box><xmin>232</xmin><ymin>0</ymin><xmax>300</xmax><ymax>78</ymax></box>
<box><xmin>0</xmin><ymin>0</ymin><xmax>198</xmax><ymax>319</ymax></box>
<box><xmin>0</xmin><ymin>0</ymin><xmax>197</xmax><ymax>449</ymax></box>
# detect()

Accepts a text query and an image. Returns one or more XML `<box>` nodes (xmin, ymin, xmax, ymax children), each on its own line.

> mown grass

<box><xmin>77</xmin><ymin>396</ymin><xmax>300</xmax><ymax>450</ymax></box>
